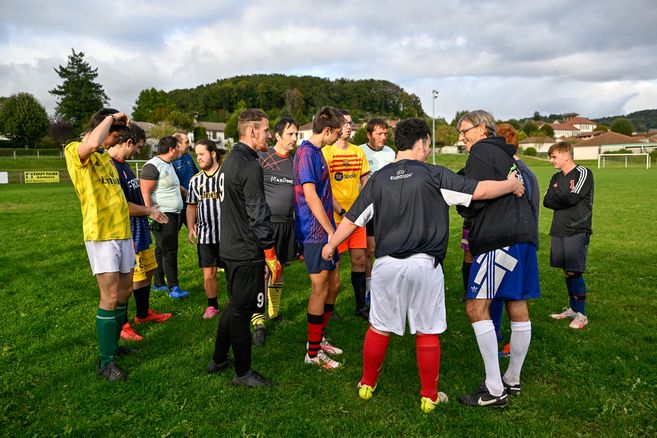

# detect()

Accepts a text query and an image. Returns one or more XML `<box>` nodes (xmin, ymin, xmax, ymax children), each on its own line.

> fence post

<box><xmin>13</xmin><ymin>151</ymin><xmax>16</xmax><ymax>160</ymax></box>
<box><xmin>37</xmin><ymin>150</ymin><xmax>40</xmax><ymax>159</ymax></box>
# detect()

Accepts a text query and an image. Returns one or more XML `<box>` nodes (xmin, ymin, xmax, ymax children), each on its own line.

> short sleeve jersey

<box><xmin>141</xmin><ymin>157</ymin><xmax>183</xmax><ymax>213</ymax></box>
<box><xmin>112</xmin><ymin>158</ymin><xmax>152</xmax><ymax>253</ymax></box>
<box><xmin>322</xmin><ymin>143</ymin><xmax>370</xmax><ymax>222</ymax></box>
<box><xmin>293</xmin><ymin>140</ymin><xmax>335</xmax><ymax>243</ymax></box>
<box><xmin>346</xmin><ymin>160</ymin><xmax>478</xmax><ymax>262</ymax></box>
<box><xmin>172</xmin><ymin>153</ymin><xmax>198</xmax><ymax>190</ymax></box>
<box><xmin>187</xmin><ymin>169</ymin><xmax>221</xmax><ymax>244</ymax></box>
<box><xmin>65</xmin><ymin>142</ymin><xmax>131</xmax><ymax>242</ymax></box>
<box><xmin>360</xmin><ymin>143</ymin><xmax>396</xmax><ymax>173</ymax></box>
<box><xmin>259</xmin><ymin>147</ymin><xmax>294</xmax><ymax>222</ymax></box>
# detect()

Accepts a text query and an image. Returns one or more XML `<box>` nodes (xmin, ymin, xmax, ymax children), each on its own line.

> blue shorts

<box><xmin>466</xmin><ymin>243</ymin><xmax>540</xmax><ymax>301</ymax></box>
<box><xmin>303</xmin><ymin>242</ymin><xmax>339</xmax><ymax>274</ymax></box>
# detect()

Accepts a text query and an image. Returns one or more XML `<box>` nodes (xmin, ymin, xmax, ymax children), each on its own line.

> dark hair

<box><xmin>312</xmin><ymin>106</ymin><xmax>343</xmax><ymax>134</ymax></box>
<box><xmin>394</xmin><ymin>118</ymin><xmax>430</xmax><ymax>151</ymax></box>
<box><xmin>88</xmin><ymin>108</ymin><xmax>126</xmax><ymax>134</ymax></box>
<box><xmin>196</xmin><ymin>139</ymin><xmax>224</xmax><ymax>165</ymax></box>
<box><xmin>157</xmin><ymin>136</ymin><xmax>178</xmax><ymax>155</ymax></box>
<box><xmin>274</xmin><ymin>117</ymin><xmax>299</xmax><ymax>138</ymax></box>
<box><xmin>238</xmin><ymin>109</ymin><xmax>269</xmax><ymax>137</ymax></box>
<box><xmin>338</xmin><ymin>109</ymin><xmax>351</xmax><ymax>116</ymax></box>
<box><xmin>118</xmin><ymin>124</ymin><xmax>146</xmax><ymax>145</ymax></box>
<box><xmin>366</xmin><ymin>118</ymin><xmax>388</xmax><ymax>134</ymax></box>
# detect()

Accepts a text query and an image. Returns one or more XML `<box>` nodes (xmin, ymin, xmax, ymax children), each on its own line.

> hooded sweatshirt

<box><xmin>457</xmin><ymin>136</ymin><xmax>538</xmax><ymax>256</ymax></box>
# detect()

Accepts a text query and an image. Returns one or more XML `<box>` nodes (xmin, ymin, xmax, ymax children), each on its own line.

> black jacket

<box><xmin>457</xmin><ymin>136</ymin><xmax>538</xmax><ymax>255</ymax></box>
<box><xmin>543</xmin><ymin>165</ymin><xmax>593</xmax><ymax>237</ymax></box>
<box><xmin>219</xmin><ymin>142</ymin><xmax>275</xmax><ymax>262</ymax></box>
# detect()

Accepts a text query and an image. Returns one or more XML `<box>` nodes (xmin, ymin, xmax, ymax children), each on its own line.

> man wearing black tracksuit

<box><xmin>206</xmin><ymin>109</ymin><xmax>279</xmax><ymax>387</ymax></box>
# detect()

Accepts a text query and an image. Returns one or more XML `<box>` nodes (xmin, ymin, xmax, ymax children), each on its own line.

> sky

<box><xmin>2</xmin><ymin>0</ymin><xmax>657</xmax><ymax>122</ymax></box>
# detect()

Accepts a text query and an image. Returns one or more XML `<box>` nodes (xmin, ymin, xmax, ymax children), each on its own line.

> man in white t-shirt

<box><xmin>359</xmin><ymin>118</ymin><xmax>395</xmax><ymax>299</ymax></box>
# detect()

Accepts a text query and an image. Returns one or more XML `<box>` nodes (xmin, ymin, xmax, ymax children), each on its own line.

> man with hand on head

<box><xmin>65</xmin><ymin>108</ymin><xmax>135</xmax><ymax>381</ymax></box>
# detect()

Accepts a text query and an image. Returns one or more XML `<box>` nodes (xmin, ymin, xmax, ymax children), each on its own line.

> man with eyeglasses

<box><xmin>323</xmin><ymin>110</ymin><xmax>371</xmax><ymax>320</ymax></box>
<box><xmin>456</xmin><ymin>110</ymin><xmax>540</xmax><ymax>408</ymax></box>
<box><xmin>359</xmin><ymin>119</ymin><xmax>396</xmax><ymax>303</ymax></box>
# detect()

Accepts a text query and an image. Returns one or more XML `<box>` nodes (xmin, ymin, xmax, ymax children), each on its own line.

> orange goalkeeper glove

<box><xmin>264</xmin><ymin>248</ymin><xmax>282</xmax><ymax>284</ymax></box>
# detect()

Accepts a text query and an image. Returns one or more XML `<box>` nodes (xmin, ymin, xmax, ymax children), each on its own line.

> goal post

<box><xmin>598</xmin><ymin>153</ymin><xmax>650</xmax><ymax>169</ymax></box>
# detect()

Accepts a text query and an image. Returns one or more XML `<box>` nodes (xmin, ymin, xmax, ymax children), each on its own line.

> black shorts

<box><xmin>224</xmin><ymin>260</ymin><xmax>266</xmax><ymax>314</ymax></box>
<box><xmin>366</xmin><ymin>220</ymin><xmax>374</xmax><ymax>237</ymax></box>
<box><xmin>272</xmin><ymin>221</ymin><xmax>296</xmax><ymax>265</ymax></box>
<box><xmin>197</xmin><ymin>243</ymin><xmax>226</xmax><ymax>269</ymax></box>
<box><xmin>550</xmin><ymin>233</ymin><xmax>590</xmax><ymax>273</ymax></box>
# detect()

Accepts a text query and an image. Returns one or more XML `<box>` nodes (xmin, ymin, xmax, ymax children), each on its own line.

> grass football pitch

<box><xmin>1</xmin><ymin>156</ymin><xmax>656</xmax><ymax>436</ymax></box>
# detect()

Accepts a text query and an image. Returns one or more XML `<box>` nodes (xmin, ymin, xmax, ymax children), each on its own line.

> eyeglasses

<box><xmin>459</xmin><ymin>125</ymin><xmax>480</xmax><ymax>136</ymax></box>
<box><xmin>344</xmin><ymin>121</ymin><xmax>355</xmax><ymax>127</ymax></box>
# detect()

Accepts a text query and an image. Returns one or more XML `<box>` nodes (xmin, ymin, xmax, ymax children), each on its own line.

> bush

<box><xmin>649</xmin><ymin>150</ymin><xmax>657</xmax><ymax>163</ymax></box>
<box><xmin>523</xmin><ymin>147</ymin><xmax>537</xmax><ymax>156</ymax></box>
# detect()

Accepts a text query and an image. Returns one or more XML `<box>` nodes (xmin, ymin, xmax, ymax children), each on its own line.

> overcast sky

<box><xmin>2</xmin><ymin>0</ymin><xmax>656</xmax><ymax>122</ymax></box>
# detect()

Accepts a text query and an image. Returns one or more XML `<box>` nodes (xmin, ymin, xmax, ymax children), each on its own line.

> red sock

<box><xmin>321</xmin><ymin>303</ymin><xmax>334</xmax><ymax>340</ymax></box>
<box><xmin>416</xmin><ymin>334</ymin><xmax>441</xmax><ymax>401</ymax></box>
<box><xmin>307</xmin><ymin>313</ymin><xmax>324</xmax><ymax>358</ymax></box>
<box><xmin>361</xmin><ymin>328</ymin><xmax>390</xmax><ymax>387</ymax></box>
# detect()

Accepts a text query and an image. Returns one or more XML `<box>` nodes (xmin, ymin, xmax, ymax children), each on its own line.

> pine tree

<box><xmin>50</xmin><ymin>49</ymin><xmax>109</xmax><ymax>132</ymax></box>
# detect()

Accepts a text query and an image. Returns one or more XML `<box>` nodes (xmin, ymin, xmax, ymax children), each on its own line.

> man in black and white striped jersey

<box><xmin>186</xmin><ymin>139</ymin><xmax>227</xmax><ymax>319</ymax></box>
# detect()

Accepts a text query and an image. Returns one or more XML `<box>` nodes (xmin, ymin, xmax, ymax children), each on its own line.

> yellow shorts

<box><xmin>338</xmin><ymin>224</ymin><xmax>367</xmax><ymax>254</ymax></box>
<box><xmin>133</xmin><ymin>246</ymin><xmax>158</xmax><ymax>282</ymax></box>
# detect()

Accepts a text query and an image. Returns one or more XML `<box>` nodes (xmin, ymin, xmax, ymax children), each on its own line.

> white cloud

<box><xmin>1</xmin><ymin>0</ymin><xmax>657</xmax><ymax>122</ymax></box>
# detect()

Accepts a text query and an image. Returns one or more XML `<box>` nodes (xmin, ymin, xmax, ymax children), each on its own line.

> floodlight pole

<box><xmin>431</xmin><ymin>90</ymin><xmax>439</xmax><ymax>164</ymax></box>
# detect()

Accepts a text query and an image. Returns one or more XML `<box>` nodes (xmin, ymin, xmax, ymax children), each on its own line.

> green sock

<box><xmin>96</xmin><ymin>308</ymin><xmax>117</xmax><ymax>368</ymax></box>
<box><xmin>115</xmin><ymin>304</ymin><xmax>128</xmax><ymax>343</ymax></box>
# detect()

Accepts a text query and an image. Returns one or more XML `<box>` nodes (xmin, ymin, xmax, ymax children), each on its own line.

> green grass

<box><xmin>1</xmin><ymin>158</ymin><xmax>657</xmax><ymax>436</ymax></box>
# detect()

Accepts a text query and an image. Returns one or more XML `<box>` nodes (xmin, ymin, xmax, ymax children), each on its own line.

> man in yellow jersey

<box><xmin>322</xmin><ymin>110</ymin><xmax>371</xmax><ymax>319</ymax></box>
<box><xmin>65</xmin><ymin>108</ymin><xmax>135</xmax><ymax>382</ymax></box>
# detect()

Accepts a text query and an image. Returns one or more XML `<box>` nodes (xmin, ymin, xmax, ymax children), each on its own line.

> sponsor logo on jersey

<box><xmin>390</xmin><ymin>169</ymin><xmax>413</xmax><ymax>181</ymax></box>
<box><xmin>271</xmin><ymin>176</ymin><xmax>293</xmax><ymax>185</ymax></box>
<box><xmin>335</xmin><ymin>172</ymin><xmax>344</xmax><ymax>181</ymax></box>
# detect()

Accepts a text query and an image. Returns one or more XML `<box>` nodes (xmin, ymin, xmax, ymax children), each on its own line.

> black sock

<box><xmin>133</xmin><ymin>286</ymin><xmax>151</xmax><ymax>319</ymax></box>
<box><xmin>230</xmin><ymin>310</ymin><xmax>253</xmax><ymax>376</ymax></box>
<box><xmin>208</xmin><ymin>296</ymin><xmax>219</xmax><ymax>309</ymax></box>
<box><xmin>351</xmin><ymin>271</ymin><xmax>367</xmax><ymax>310</ymax></box>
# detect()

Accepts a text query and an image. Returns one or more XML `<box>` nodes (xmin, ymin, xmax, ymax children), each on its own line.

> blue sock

<box><xmin>565</xmin><ymin>278</ymin><xmax>575</xmax><ymax>309</ymax></box>
<box><xmin>567</xmin><ymin>276</ymin><xmax>587</xmax><ymax>315</ymax></box>
<box><xmin>489</xmin><ymin>299</ymin><xmax>504</xmax><ymax>341</ymax></box>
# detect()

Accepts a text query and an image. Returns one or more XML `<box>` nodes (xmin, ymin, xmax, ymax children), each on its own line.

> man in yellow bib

<box><xmin>65</xmin><ymin>108</ymin><xmax>134</xmax><ymax>382</ymax></box>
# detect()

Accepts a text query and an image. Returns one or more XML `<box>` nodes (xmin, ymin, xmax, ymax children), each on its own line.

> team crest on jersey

<box><xmin>343</xmin><ymin>159</ymin><xmax>350</xmax><ymax>167</ymax></box>
<box><xmin>569</xmin><ymin>179</ymin><xmax>576</xmax><ymax>192</ymax></box>
<box><xmin>470</xmin><ymin>247</ymin><xmax>518</xmax><ymax>298</ymax></box>
<box><xmin>334</xmin><ymin>172</ymin><xmax>344</xmax><ymax>181</ymax></box>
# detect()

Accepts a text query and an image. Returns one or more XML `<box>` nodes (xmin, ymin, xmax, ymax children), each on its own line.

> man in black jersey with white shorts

<box><xmin>206</xmin><ymin>109</ymin><xmax>282</xmax><ymax>387</ymax></box>
<box><xmin>322</xmin><ymin>118</ymin><xmax>524</xmax><ymax>413</ymax></box>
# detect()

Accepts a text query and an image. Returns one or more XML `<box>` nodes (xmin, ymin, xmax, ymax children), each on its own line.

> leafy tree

<box><xmin>532</xmin><ymin>111</ymin><xmax>543</xmax><ymax>121</ymax></box>
<box><xmin>0</xmin><ymin>92</ymin><xmax>50</xmax><ymax>148</ymax></box>
<box><xmin>538</xmin><ymin>124</ymin><xmax>554</xmax><ymax>137</ymax></box>
<box><xmin>523</xmin><ymin>147</ymin><xmax>537</xmax><ymax>156</ymax></box>
<box><xmin>132</xmin><ymin>88</ymin><xmax>176</xmax><ymax>122</ymax></box>
<box><xmin>193</xmin><ymin>126</ymin><xmax>208</xmax><ymax>142</ymax></box>
<box><xmin>517</xmin><ymin>131</ymin><xmax>528</xmax><ymax>142</ymax></box>
<box><xmin>351</xmin><ymin>126</ymin><xmax>368</xmax><ymax>146</ymax></box>
<box><xmin>149</xmin><ymin>122</ymin><xmax>177</xmax><ymax>139</ymax></box>
<box><xmin>451</xmin><ymin>110</ymin><xmax>470</xmax><ymax>127</ymax></box>
<box><xmin>506</xmin><ymin>119</ymin><xmax>521</xmax><ymax>130</ymax></box>
<box><xmin>610</xmin><ymin>118</ymin><xmax>634</xmax><ymax>136</ymax></box>
<box><xmin>435</xmin><ymin>124</ymin><xmax>459</xmax><ymax>146</ymax></box>
<box><xmin>50</xmin><ymin>49</ymin><xmax>109</xmax><ymax>132</ymax></box>
<box><xmin>594</xmin><ymin>124</ymin><xmax>609</xmax><ymax>132</ymax></box>
<box><xmin>523</xmin><ymin>121</ymin><xmax>539</xmax><ymax>136</ymax></box>
<box><xmin>224</xmin><ymin>100</ymin><xmax>247</xmax><ymax>141</ymax></box>
<box><xmin>49</xmin><ymin>118</ymin><xmax>75</xmax><ymax>148</ymax></box>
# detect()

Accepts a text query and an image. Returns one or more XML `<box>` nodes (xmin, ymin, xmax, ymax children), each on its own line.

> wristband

<box><xmin>339</xmin><ymin>208</ymin><xmax>346</xmax><ymax>216</ymax></box>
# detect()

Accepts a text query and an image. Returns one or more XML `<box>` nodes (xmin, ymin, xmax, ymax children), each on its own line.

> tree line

<box><xmin>0</xmin><ymin>49</ymin><xmax>655</xmax><ymax>149</ymax></box>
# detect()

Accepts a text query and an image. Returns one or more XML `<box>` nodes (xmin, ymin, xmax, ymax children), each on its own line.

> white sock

<box><xmin>472</xmin><ymin>320</ymin><xmax>503</xmax><ymax>396</ymax></box>
<box><xmin>503</xmin><ymin>320</ymin><xmax>532</xmax><ymax>386</ymax></box>
<box><xmin>365</xmin><ymin>277</ymin><xmax>371</xmax><ymax>294</ymax></box>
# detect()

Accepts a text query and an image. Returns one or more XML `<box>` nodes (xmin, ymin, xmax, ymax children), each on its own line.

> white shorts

<box><xmin>369</xmin><ymin>254</ymin><xmax>446</xmax><ymax>336</ymax></box>
<box><xmin>85</xmin><ymin>239</ymin><xmax>136</xmax><ymax>275</ymax></box>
